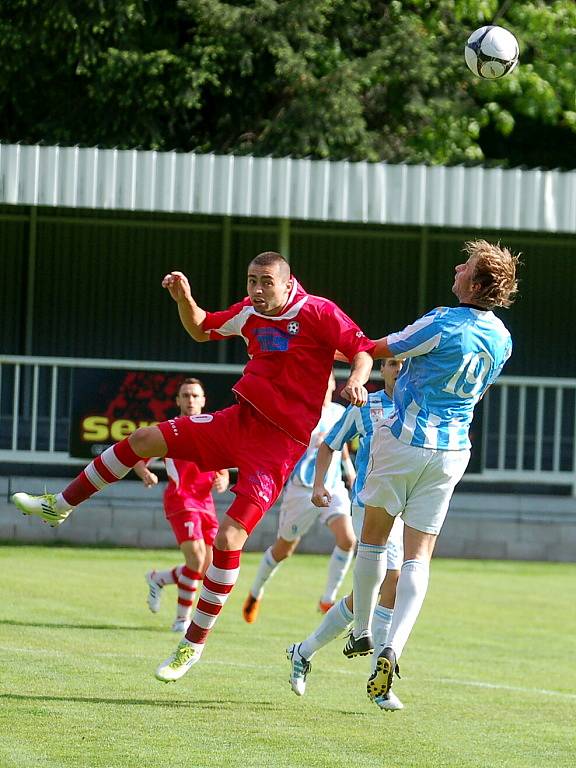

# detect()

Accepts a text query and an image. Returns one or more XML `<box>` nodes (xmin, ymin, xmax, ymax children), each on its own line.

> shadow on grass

<box><xmin>0</xmin><ymin>693</ymin><xmax>276</xmax><ymax>709</ymax></box>
<box><xmin>0</xmin><ymin>619</ymin><xmax>166</xmax><ymax>632</ymax></box>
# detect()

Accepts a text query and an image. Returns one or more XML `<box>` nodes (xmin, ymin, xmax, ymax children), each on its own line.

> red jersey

<box><xmin>163</xmin><ymin>457</ymin><xmax>217</xmax><ymax>519</ymax></box>
<box><xmin>202</xmin><ymin>279</ymin><xmax>375</xmax><ymax>445</ymax></box>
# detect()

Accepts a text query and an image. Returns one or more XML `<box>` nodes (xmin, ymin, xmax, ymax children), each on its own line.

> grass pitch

<box><xmin>1</xmin><ymin>545</ymin><xmax>575</xmax><ymax>768</ymax></box>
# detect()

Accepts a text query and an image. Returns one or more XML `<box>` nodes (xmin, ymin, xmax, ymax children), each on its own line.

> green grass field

<box><xmin>1</xmin><ymin>545</ymin><xmax>575</xmax><ymax>768</ymax></box>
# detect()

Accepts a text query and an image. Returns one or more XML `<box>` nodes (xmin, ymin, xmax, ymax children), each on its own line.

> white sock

<box><xmin>249</xmin><ymin>546</ymin><xmax>282</xmax><ymax>600</ymax></box>
<box><xmin>352</xmin><ymin>542</ymin><xmax>387</xmax><ymax>638</ymax></box>
<box><xmin>55</xmin><ymin>493</ymin><xmax>74</xmax><ymax>512</ymax></box>
<box><xmin>321</xmin><ymin>545</ymin><xmax>354</xmax><ymax>603</ymax></box>
<box><xmin>386</xmin><ymin>559</ymin><xmax>430</xmax><ymax>660</ymax></box>
<box><xmin>371</xmin><ymin>605</ymin><xmax>393</xmax><ymax>673</ymax></box>
<box><xmin>299</xmin><ymin>597</ymin><xmax>353</xmax><ymax>659</ymax></box>
<box><xmin>179</xmin><ymin>637</ymin><xmax>204</xmax><ymax>654</ymax></box>
<box><xmin>153</xmin><ymin>566</ymin><xmax>182</xmax><ymax>587</ymax></box>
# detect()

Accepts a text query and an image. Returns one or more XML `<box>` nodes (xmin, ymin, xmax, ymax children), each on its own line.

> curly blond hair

<box><xmin>464</xmin><ymin>240</ymin><xmax>521</xmax><ymax>309</ymax></box>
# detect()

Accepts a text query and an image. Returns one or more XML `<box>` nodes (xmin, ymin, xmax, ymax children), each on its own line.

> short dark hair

<box><xmin>177</xmin><ymin>377</ymin><xmax>204</xmax><ymax>395</ymax></box>
<box><xmin>250</xmin><ymin>251</ymin><xmax>290</xmax><ymax>272</ymax></box>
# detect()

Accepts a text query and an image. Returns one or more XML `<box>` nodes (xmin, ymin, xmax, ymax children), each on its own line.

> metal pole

<box><xmin>22</xmin><ymin>206</ymin><xmax>38</xmax><ymax>423</ymax></box>
<box><xmin>25</xmin><ymin>206</ymin><xmax>37</xmax><ymax>356</ymax></box>
<box><xmin>278</xmin><ymin>218</ymin><xmax>291</xmax><ymax>262</ymax></box>
<box><xmin>417</xmin><ymin>226</ymin><xmax>429</xmax><ymax>315</ymax></box>
<box><xmin>218</xmin><ymin>217</ymin><xmax>232</xmax><ymax>363</ymax></box>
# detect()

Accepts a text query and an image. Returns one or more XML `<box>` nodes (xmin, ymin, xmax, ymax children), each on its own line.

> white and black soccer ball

<box><xmin>465</xmin><ymin>25</ymin><xmax>519</xmax><ymax>80</ymax></box>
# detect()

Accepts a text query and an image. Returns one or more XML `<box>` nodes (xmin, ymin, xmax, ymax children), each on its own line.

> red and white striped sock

<box><xmin>176</xmin><ymin>566</ymin><xmax>202</xmax><ymax>621</ymax></box>
<box><xmin>60</xmin><ymin>439</ymin><xmax>143</xmax><ymax>508</ymax></box>
<box><xmin>152</xmin><ymin>566</ymin><xmax>182</xmax><ymax>587</ymax></box>
<box><xmin>184</xmin><ymin>548</ymin><xmax>241</xmax><ymax>646</ymax></box>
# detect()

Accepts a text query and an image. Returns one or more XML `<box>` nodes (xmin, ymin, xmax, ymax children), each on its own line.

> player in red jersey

<box><xmin>134</xmin><ymin>378</ymin><xmax>229</xmax><ymax>633</ymax></box>
<box><xmin>13</xmin><ymin>251</ymin><xmax>374</xmax><ymax>684</ymax></box>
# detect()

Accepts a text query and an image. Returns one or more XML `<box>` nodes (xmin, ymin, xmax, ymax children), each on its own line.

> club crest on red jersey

<box><xmin>287</xmin><ymin>321</ymin><xmax>300</xmax><ymax>335</ymax></box>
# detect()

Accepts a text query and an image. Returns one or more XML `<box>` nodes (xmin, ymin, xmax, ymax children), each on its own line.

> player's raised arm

<box><xmin>162</xmin><ymin>271</ymin><xmax>210</xmax><ymax>342</ymax></box>
<box><xmin>371</xmin><ymin>337</ymin><xmax>393</xmax><ymax>359</ymax></box>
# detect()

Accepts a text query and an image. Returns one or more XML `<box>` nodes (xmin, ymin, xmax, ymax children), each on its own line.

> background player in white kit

<box><xmin>345</xmin><ymin>240</ymin><xmax>520</xmax><ymax>705</ymax></box>
<box><xmin>242</xmin><ymin>373</ymin><xmax>356</xmax><ymax>623</ymax></box>
<box><xmin>286</xmin><ymin>358</ymin><xmax>406</xmax><ymax>711</ymax></box>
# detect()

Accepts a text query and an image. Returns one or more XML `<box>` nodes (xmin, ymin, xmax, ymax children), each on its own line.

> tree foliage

<box><xmin>0</xmin><ymin>0</ymin><xmax>574</xmax><ymax>167</ymax></box>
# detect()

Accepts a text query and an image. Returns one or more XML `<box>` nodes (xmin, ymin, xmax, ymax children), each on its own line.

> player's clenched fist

<box><xmin>311</xmin><ymin>486</ymin><xmax>332</xmax><ymax>508</ymax></box>
<box><xmin>162</xmin><ymin>271</ymin><xmax>192</xmax><ymax>303</ymax></box>
<box><xmin>341</xmin><ymin>382</ymin><xmax>368</xmax><ymax>407</ymax></box>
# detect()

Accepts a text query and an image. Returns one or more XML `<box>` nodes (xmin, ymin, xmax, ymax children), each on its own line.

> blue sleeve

<box><xmin>386</xmin><ymin>309</ymin><xmax>445</xmax><ymax>358</ymax></box>
<box><xmin>324</xmin><ymin>406</ymin><xmax>361</xmax><ymax>451</ymax></box>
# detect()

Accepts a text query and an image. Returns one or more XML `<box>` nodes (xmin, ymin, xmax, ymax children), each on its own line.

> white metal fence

<box><xmin>2</xmin><ymin>355</ymin><xmax>576</xmax><ymax>493</ymax></box>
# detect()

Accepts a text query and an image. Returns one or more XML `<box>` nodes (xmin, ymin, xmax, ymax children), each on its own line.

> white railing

<box><xmin>1</xmin><ymin>355</ymin><xmax>576</xmax><ymax>493</ymax></box>
<box><xmin>471</xmin><ymin>375</ymin><xmax>576</xmax><ymax>493</ymax></box>
<box><xmin>0</xmin><ymin>355</ymin><xmax>244</xmax><ymax>466</ymax></box>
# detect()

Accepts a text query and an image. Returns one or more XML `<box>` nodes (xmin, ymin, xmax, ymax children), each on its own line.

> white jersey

<box><xmin>385</xmin><ymin>305</ymin><xmax>512</xmax><ymax>450</ymax></box>
<box><xmin>291</xmin><ymin>402</ymin><xmax>346</xmax><ymax>489</ymax></box>
<box><xmin>324</xmin><ymin>390</ymin><xmax>394</xmax><ymax>508</ymax></box>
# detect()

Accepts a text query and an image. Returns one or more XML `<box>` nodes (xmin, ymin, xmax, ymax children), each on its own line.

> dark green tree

<box><xmin>0</xmin><ymin>0</ymin><xmax>574</xmax><ymax>167</ymax></box>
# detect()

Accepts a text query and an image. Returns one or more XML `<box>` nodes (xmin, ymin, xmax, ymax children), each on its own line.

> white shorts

<box><xmin>352</xmin><ymin>504</ymin><xmax>404</xmax><ymax>570</ymax></box>
<box><xmin>278</xmin><ymin>481</ymin><xmax>351</xmax><ymax>542</ymax></box>
<box><xmin>360</xmin><ymin>426</ymin><xmax>470</xmax><ymax>535</ymax></box>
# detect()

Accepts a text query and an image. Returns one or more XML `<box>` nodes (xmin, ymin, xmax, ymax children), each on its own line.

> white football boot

<box><xmin>286</xmin><ymin>643</ymin><xmax>312</xmax><ymax>696</ymax></box>
<box><xmin>145</xmin><ymin>571</ymin><xmax>163</xmax><ymax>613</ymax></box>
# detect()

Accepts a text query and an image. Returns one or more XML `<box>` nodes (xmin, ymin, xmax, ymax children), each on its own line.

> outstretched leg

<box><xmin>13</xmin><ymin>426</ymin><xmax>167</xmax><ymax>524</ymax></box>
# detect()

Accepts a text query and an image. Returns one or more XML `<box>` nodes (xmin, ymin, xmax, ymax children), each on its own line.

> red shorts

<box><xmin>157</xmin><ymin>401</ymin><xmax>305</xmax><ymax>533</ymax></box>
<box><xmin>167</xmin><ymin>508</ymin><xmax>219</xmax><ymax>546</ymax></box>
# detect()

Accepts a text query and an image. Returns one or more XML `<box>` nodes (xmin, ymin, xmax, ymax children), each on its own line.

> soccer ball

<box><xmin>464</xmin><ymin>25</ymin><xmax>519</xmax><ymax>80</ymax></box>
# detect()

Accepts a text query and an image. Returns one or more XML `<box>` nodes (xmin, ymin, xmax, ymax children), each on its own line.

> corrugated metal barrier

<box><xmin>1</xmin><ymin>144</ymin><xmax>575</xmax><ymax>232</ymax></box>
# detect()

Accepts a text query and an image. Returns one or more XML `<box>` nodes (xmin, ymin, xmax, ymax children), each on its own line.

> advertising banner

<box><xmin>69</xmin><ymin>368</ymin><xmax>238</xmax><ymax>458</ymax></box>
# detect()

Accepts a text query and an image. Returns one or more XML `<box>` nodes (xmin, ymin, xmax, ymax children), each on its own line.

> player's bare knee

<box><xmin>214</xmin><ymin>519</ymin><xmax>248</xmax><ymax>551</ymax></box>
<box><xmin>129</xmin><ymin>425</ymin><xmax>166</xmax><ymax>458</ymax></box>
<box><xmin>336</xmin><ymin>531</ymin><xmax>356</xmax><ymax>550</ymax></box>
<box><xmin>272</xmin><ymin>536</ymin><xmax>297</xmax><ymax>561</ymax></box>
<box><xmin>330</xmin><ymin>517</ymin><xmax>356</xmax><ymax>550</ymax></box>
<box><xmin>181</xmin><ymin>540</ymin><xmax>205</xmax><ymax>570</ymax></box>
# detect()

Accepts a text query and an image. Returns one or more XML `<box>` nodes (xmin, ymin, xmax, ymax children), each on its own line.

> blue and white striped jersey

<box><xmin>385</xmin><ymin>305</ymin><xmax>512</xmax><ymax>450</ymax></box>
<box><xmin>292</xmin><ymin>402</ymin><xmax>346</xmax><ymax>488</ymax></box>
<box><xmin>324</xmin><ymin>390</ymin><xmax>395</xmax><ymax>507</ymax></box>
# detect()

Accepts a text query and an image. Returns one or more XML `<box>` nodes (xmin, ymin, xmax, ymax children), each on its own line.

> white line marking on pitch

<box><xmin>1</xmin><ymin>646</ymin><xmax>575</xmax><ymax>701</ymax></box>
<box><xmin>436</xmin><ymin>677</ymin><xmax>576</xmax><ymax>700</ymax></box>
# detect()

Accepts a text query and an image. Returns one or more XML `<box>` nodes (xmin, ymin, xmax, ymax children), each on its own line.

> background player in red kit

<box><xmin>134</xmin><ymin>377</ymin><xmax>229</xmax><ymax>633</ymax></box>
<box><xmin>13</xmin><ymin>251</ymin><xmax>374</xmax><ymax>684</ymax></box>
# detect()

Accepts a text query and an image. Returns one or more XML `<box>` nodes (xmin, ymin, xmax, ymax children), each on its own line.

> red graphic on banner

<box><xmin>103</xmin><ymin>372</ymin><xmax>181</xmax><ymax>421</ymax></box>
